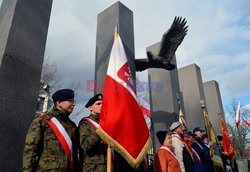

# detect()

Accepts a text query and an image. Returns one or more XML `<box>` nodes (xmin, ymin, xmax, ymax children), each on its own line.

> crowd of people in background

<box><xmin>155</xmin><ymin>122</ymin><xmax>238</xmax><ymax>172</ymax></box>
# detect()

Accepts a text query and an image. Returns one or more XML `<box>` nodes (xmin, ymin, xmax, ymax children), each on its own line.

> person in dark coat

<box><xmin>217</xmin><ymin>135</ymin><xmax>238</xmax><ymax>172</ymax></box>
<box><xmin>193</xmin><ymin>127</ymin><xmax>215</xmax><ymax>172</ymax></box>
<box><xmin>202</xmin><ymin>133</ymin><xmax>216</xmax><ymax>172</ymax></box>
<box><xmin>182</xmin><ymin>132</ymin><xmax>195</xmax><ymax>172</ymax></box>
<box><xmin>188</xmin><ymin>132</ymin><xmax>203</xmax><ymax>172</ymax></box>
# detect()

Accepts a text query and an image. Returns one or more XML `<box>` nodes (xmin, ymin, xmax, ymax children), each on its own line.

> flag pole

<box><xmin>107</xmin><ymin>145</ymin><xmax>112</xmax><ymax>172</ymax></box>
<box><xmin>201</xmin><ymin>100</ymin><xmax>210</xmax><ymax>141</ymax></box>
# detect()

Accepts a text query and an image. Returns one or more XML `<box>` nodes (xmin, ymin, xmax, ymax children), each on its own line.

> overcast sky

<box><xmin>1</xmin><ymin>0</ymin><xmax>250</xmax><ymax>120</ymax></box>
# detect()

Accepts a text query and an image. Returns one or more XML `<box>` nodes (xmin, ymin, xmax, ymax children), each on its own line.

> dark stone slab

<box><xmin>147</xmin><ymin>42</ymin><xmax>183</xmax><ymax>151</ymax></box>
<box><xmin>178</xmin><ymin>64</ymin><xmax>206</xmax><ymax>131</ymax></box>
<box><xmin>94</xmin><ymin>1</ymin><xmax>135</xmax><ymax>94</ymax></box>
<box><xmin>203</xmin><ymin>80</ymin><xmax>225</xmax><ymax>134</ymax></box>
<box><xmin>0</xmin><ymin>0</ymin><xmax>53</xmax><ymax>170</ymax></box>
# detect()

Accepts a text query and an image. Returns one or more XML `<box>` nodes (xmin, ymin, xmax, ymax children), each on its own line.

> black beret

<box><xmin>52</xmin><ymin>89</ymin><xmax>74</xmax><ymax>102</ymax></box>
<box><xmin>156</xmin><ymin>130</ymin><xmax>168</xmax><ymax>145</ymax></box>
<box><xmin>85</xmin><ymin>94</ymin><xmax>103</xmax><ymax>108</ymax></box>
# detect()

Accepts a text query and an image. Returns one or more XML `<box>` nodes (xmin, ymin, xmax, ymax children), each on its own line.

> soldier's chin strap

<box><xmin>45</xmin><ymin>116</ymin><xmax>73</xmax><ymax>172</ymax></box>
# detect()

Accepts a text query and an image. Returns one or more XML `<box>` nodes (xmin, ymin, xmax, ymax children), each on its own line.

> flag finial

<box><xmin>114</xmin><ymin>19</ymin><xmax>119</xmax><ymax>39</ymax></box>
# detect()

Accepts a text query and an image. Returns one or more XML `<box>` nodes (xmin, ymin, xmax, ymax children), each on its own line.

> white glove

<box><xmin>207</xmin><ymin>142</ymin><xmax>212</xmax><ymax>148</ymax></box>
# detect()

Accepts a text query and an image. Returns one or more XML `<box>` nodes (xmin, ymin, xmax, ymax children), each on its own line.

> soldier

<box><xmin>23</xmin><ymin>89</ymin><xmax>78</xmax><ymax>172</ymax></box>
<box><xmin>78</xmin><ymin>94</ymin><xmax>107</xmax><ymax>172</ymax></box>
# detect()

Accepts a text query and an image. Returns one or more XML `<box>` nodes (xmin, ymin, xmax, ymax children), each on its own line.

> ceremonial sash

<box><xmin>172</xmin><ymin>133</ymin><xmax>183</xmax><ymax>141</ymax></box>
<box><xmin>84</xmin><ymin>118</ymin><xmax>100</xmax><ymax>130</ymax></box>
<box><xmin>159</xmin><ymin>146</ymin><xmax>179</xmax><ymax>162</ymax></box>
<box><xmin>192</xmin><ymin>148</ymin><xmax>201</xmax><ymax>164</ymax></box>
<box><xmin>45</xmin><ymin>116</ymin><xmax>73</xmax><ymax>171</ymax></box>
<box><xmin>183</xmin><ymin>142</ymin><xmax>194</xmax><ymax>160</ymax></box>
<box><xmin>195</xmin><ymin>141</ymin><xmax>203</xmax><ymax>150</ymax></box>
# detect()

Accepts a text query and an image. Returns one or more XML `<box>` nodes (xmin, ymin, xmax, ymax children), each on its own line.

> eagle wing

<box><xmin>158</xmin><ymin>16</ymin><xmax>188</xmax><ymax>62</ymax></box>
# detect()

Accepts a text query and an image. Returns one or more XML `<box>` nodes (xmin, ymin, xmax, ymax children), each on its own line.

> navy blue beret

<box><xmin>217</xmin><ymin>135</ymin><xmax>223</xmax><ymax>141</ymax></box>
<box><xmin>52</xmin><ymin>89</ymin><xmax>74</xmax><ymax>102</ymax></box>
<box><xmin>193</xmin><ymin>127</ymin><xmax>204</xmax><ymax>133</ymax></box>
<box><xmin>85</xmin><ymin>94</ymin><xmax>103</xmax><ymax>108</ymax></box>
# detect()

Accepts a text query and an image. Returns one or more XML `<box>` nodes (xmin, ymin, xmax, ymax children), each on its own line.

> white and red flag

<box><xmin>97</xmin><ymin>29</ymin><xmax>152</xmax><ymax>168</ymax></box>
<box><xmin>242</xmin><ymin>116</ymin><xmax>250</xmax><ymax>127</ymax></box>
<box><xmin>236</xmin><ymin>101</ymin><xmax>241</xmax><ymax>128</ymax></box>
<box><xmin>179</xmin><ymin>108</ymin><xmax>187</xmax><ymax>129</ymax></box>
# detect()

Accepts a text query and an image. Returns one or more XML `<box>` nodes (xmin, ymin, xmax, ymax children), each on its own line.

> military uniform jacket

<box><xmin>23</xmin><ymin>107</ymin><xmax>78</xmax><ymax>172</ymax></box>
<box><xmin>78</xmin><ymin>113</ymin><xmax>107</xmax><ymax>172</ymax></box>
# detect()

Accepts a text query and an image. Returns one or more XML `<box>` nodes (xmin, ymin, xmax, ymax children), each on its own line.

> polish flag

<box><xmin>236</xmin><ymin>102</ymin><xmax>241</xmax><ymax>128</ymax></box>
<box><xmin>179</xmin><ymin>108</ymin><xmax>187</xmax><ymax>129</ymax></box>
<box><xmin>97</xmin><ymin>29</ymin><xmax>152</xmax><ymax>168</ymax></box>
<box><xmin>242</xmin><ymin>116</ymin><xmax>250</xmax><ymax>127</ymax></box>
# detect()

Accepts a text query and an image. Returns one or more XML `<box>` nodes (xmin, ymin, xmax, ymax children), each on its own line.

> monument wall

<box><xmin>94</xmin><ymin>1</ymin><xmax>135</xmax><ymax>94</ymax></box>
<box><xmin>203</xmin><ymin>80</ymin><xmax>225</xmax><ymax>134</ymax></box>
<box><xmin>148</xmin><ymin>42</ymin><xmax>184</xmax><ymax>151</ymax></box>
<box><xmin>178</xmin><ymin>64</ymin><xmax>206</xmax><ymax>131</ymax></box>
<box><xmin>0</xmin><ymin>0</ymin><xmax>53</xmax><ymax>170</ymax></box>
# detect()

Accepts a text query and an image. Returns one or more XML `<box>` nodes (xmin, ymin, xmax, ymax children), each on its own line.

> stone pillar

<box><xmin>94</xmin><ymin>1</ymin><xmax>135</xmax><ymax>94</ymax></box>
<box><xmin>203</xmin><ymin>80</ymin><xmax>225</xmax><ymax>134</ymax></box>
<box><xmin>0</xmin><ymin>0</ymin><xmax>53</xmax><ymax>170</ymax></box>
<box><xmin>148</xmin><ymin>42</ymin><xmax>183</xmax><ymax>151</ymax></box>
<box><xmin>178</xmin><ymin>64</ymin><xmax>206</xmax><ymax>131</ymax></box>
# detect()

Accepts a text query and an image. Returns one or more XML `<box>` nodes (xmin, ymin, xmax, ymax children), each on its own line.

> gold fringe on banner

<box><xmin>96</xmin><ymin>127</ymin><xmax>152</xmax><ymax>168</ymax></box>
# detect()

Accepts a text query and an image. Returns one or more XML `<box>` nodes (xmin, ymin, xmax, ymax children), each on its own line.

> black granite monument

<box><xmin>0</xmin><ymin>0</ymin><xmax>53</xmax><ymax>170</ymax></box>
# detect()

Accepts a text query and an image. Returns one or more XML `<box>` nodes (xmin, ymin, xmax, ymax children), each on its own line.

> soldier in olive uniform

<box><xmin>23</xmin><ymin>89</ymin><xmax>78</xmax><ymax>172</ymax></box>
<box><xmin>79</xmin><ymin>94</ymin><xmax>107</xmax><ymax>172</ymax></box>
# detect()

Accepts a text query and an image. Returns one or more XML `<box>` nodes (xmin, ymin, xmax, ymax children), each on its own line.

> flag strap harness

<box><xmin>192</xmin><ymin>148</ymin><xmax>201</xmax><ymax>164</ymax></box>
<box><xmin>84</xmin><ymin>117</ymin><xmax>100</xmax><ymax>130</ymax></box>
<box><xmin>44</xmin><ymin>115</ymin><xmax>73</xmax><ymax>171</ymax></box>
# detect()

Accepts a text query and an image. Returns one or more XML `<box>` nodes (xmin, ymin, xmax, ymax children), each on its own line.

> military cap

<box><xmin>193</xmin><ymin>127</ymin><xmax>205</xmax><ymax>133</ymax></box>
<box><xmin>85</xmin><ymin>94</ymin><xmax>103</xmax><ymax>108</ymax></box>
<box><xmin>156</xmin><ymin>130</ymin><xmax>168</xmax><ymax>145</ymax></box>
<box><xmin>170</xmin><ymin>121</ymin><xmax>182</xmax><ymax>131</ymax></box>
<box><xmin>217</xmin><ymin>135</ymin><xmax>223</xmax><ymax>141</ymax></box>
<box><xmin>52</xmin><ymin>89</ymin><xmax>74</xmax><ymax>102</ymax></box>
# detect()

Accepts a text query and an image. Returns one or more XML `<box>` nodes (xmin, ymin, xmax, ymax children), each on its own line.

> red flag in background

<box><xmin>220</xmin><ymin>116</ymin><xmax>236</xmax><ymax>160</ymax></box>
<box><xmin>97</xmin><ymin>29</ymin><xmax>152</xmax><ymax>168</ymax></box>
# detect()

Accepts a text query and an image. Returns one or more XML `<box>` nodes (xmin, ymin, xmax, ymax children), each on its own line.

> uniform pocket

<box><xmin>37</xmin><ymin>156</ymin><xmax>59</xmax><ymax>171</ymax></box>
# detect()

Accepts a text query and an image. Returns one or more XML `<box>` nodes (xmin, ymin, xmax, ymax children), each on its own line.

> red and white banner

<box><xmin>97</xmin><ymin>29</ymin><xmax>152</xmax><ymax>168</ymax></box>
<box><xmin>236</xmin><ymin>101</ymin><xmax>241</xmax><ymax>128</ymax></box>
<box><xmin>46</xmin><ymin>116</ymin><xmax>73</xmax><ymax>171</ymax></box>
<box><xmin>242</xmin><ymin>116</ymin><xmax>250</xmax><ymax>127</ymax></box>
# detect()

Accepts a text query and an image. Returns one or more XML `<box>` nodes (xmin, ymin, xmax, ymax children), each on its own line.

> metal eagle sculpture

<box><xmin>135</xmin><ymin>16</ymin><xmax>188</xmax><ymax>72</ymax></box>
